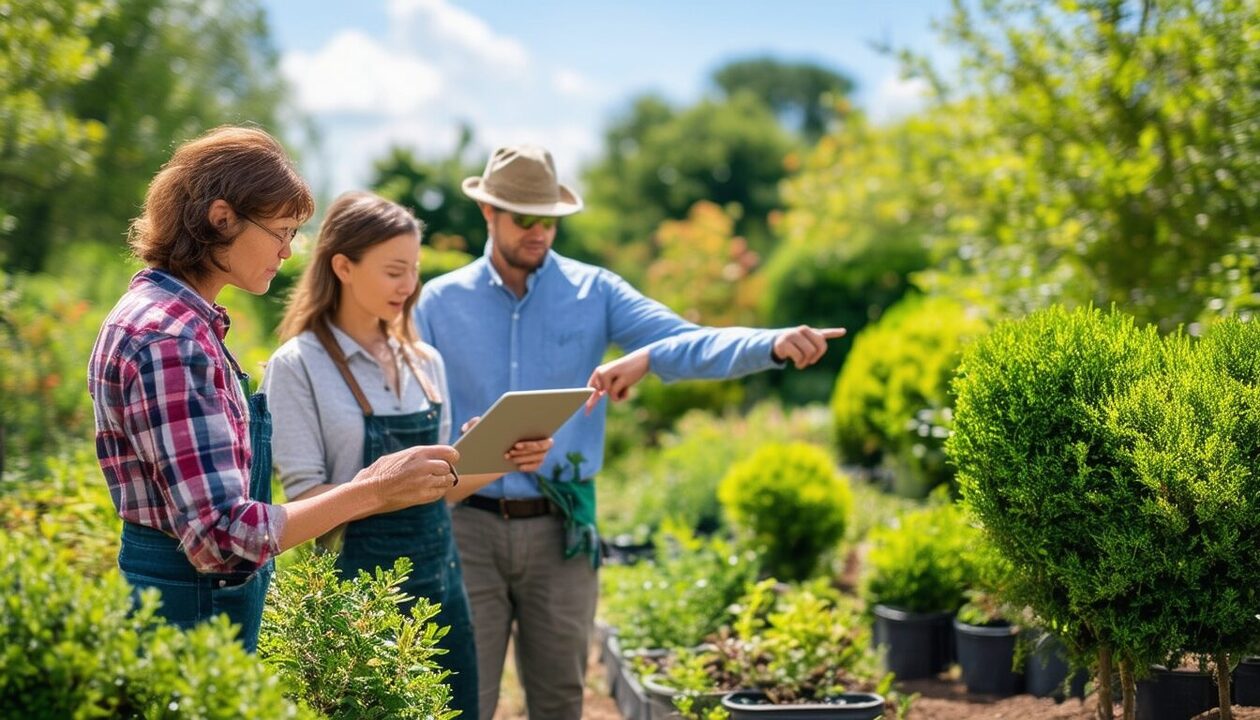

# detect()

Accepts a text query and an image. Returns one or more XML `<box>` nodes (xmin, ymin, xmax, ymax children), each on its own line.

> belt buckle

<box><xmin>499</xmin><ymin>497</ymin><xmax>510</xmax><ymax>520</ymax></box>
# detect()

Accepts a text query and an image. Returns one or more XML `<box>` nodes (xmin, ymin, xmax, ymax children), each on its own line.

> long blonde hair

<box><xmin>278</xmin><ymin>191</ymin><xmax>425</xmax><ymax>346</ymax></box>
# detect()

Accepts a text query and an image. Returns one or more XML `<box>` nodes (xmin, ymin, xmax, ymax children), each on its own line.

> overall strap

<box><xmin>313</xmin><ymin>321</ymin><xmax>374</xmax><ymax>417</ymax></box>
<box><xmin>399</xmin><ymin>344</ymin><xmax>442</xmax><ymax>406</ymax></box>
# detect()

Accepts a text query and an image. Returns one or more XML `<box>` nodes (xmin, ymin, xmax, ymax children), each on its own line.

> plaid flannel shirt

<box><xmin>88</xmin><ymin>268</ymin><xmax>282</xmax><ymax>573</ymax></box>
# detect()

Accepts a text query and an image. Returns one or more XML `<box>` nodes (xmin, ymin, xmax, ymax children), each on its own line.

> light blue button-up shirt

<box><xmin>416</xmin><ymin>246</ymin><xmax>784</xmax><ymax>499</ymax></box>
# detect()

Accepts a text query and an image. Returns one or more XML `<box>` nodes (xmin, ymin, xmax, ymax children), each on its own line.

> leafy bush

<box><xmin>758</xmin><ymin>232</ymin><xmax>928</xmax><ymax>405</ymax></box>
<box><xmin>717</xmin><ymin>442</ymin><xmax>851</xmax><ymax>582</ymax></box>
<box><xmin>862</xmin><ymin>500</ymin><xmax>980</xmax><ymax>614</ymax></box>
<box><xmin>420</xmin><ymin>247</ymin><xmax>475</xmax><ymax>284</ymax></box>
<box><xmin>0</xmin><ymin>531</ymin><xmax>311</xmax><ymax>719</ymax></box>
<box><xmin>599</xmin><ymin>401</ymin><xmax>831</xmax><ymax>538</ymax></box>
<box><xmin>0</xmin><ymin>443</ymin><xmax>120</xmax><ymax>577</ymax></box>
<box><xmin>598</xmin><ymin>525</ymin><xmax>758</xmax><ymax>651</ymax></box>
<box><xmin>259</xmin><ymin>549</ymin><xmax>456</xmax><ymax>720</ymax></box>
<box><xmin>831</xmin><ymin>295</ymin><xmax>987</xmax><ymax>496</ymax></box>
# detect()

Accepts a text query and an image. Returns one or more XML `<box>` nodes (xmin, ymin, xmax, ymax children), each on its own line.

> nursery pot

<box><xmin>953</xmin><ymin>619</ymin><xmax>1023</xmax><ymax>697</ymax></box>
<box><xmin>720</xmin><ymin>690</ymin><xmax>885</xmax><ymax>720</ymax></box>
<box><xmin>1024</xmin><ymin>632</ymin><xmax>1087</xmax><ymax>700</ymax></box>
<box><xmin>1135</xmin><ymin>666</ymin><xmax>1216</xmax><ymax>720</ymax></box>
<box><xmin>873</xmin><ymin>604</ymin><xmax>953</xmax><ymax>680</ymax></box>
<box><xmin>1234</xmin><ymin>656</ymin><xmax>1260</xmax><ymax>707</ymax></box>
<box><xmin>642</xmin><ymin>675</ymin><xmax>728</xmax><ymax>720</ymax></box>
<box><xmin>612</xmin><ymin>644</ymin><xmax>667</xmax><ymax>720</ymax></box>
<box><xmin>602</xmin><ymin>534</ymin><xmax>655</xmax><ymax>565</ymax></box>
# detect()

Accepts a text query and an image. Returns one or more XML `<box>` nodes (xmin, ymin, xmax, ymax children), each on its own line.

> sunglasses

<box><xmin>507</xmin><ymin>212</ymin><xmax>558</xmax><ymax>230</ymax></box>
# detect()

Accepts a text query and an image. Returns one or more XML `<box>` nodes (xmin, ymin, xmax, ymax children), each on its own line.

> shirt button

<box><xmin>511</xmin><ymin>361</ymin><xmax>518</xmax><ymax>368</ymax></box>
<box><xmin>218</xmin><ymin>579</ymin><xmax>227</xmax><ymax>588</ymax></box>
<box><xmin>512</xmin><ymin>313</ymin><xmax>519</xmax><ymax>320</ymax></box>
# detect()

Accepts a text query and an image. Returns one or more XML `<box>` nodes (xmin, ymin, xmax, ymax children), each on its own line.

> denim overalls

<box><xmin>118</xmin><ymin>364</ymin><xmax>275</xmax><ymax>652</ymax></box>
<box><xmin>314</xmin><ymin>324</ymin><xmax>478</xmax><ymax>717</ymax></box>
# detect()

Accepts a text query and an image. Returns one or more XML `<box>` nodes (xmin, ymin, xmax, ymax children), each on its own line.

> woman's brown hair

<box><xmin>128</xmin><ymin>125</ymin><xmax>315</xmax><ymax>282</ymax></box>
<box><xmin>278</xmin><ymin>191</ymin><xmax>426</xmax><ymax>347</ymax></box>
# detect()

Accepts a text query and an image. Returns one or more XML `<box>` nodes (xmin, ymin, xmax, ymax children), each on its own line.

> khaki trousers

<box><xmin>451</xmin><ymin>503</ymin><xmax>598</xmax><ymax>720</ymax></box>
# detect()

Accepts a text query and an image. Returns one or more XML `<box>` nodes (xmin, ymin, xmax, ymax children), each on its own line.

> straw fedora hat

<box><xmin>462</xmin><ymin>145</ymin><xmax>584</xmax><ymax>216</ymax></box>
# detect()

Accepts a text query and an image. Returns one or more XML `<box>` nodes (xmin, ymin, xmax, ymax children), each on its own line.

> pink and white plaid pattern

<box><xmin>88</xmin><ymin>269</ymin><xmax>280</xmax><ymax>573</ymax></box>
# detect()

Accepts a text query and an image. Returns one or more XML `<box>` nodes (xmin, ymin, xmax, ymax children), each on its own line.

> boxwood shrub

<box><xmin>718</xmin><ymin>442</ymin><xmax>852</xmax><ymax>582</ymax></box>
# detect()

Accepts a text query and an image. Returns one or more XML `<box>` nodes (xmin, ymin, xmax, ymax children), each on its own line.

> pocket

<box><xmin>208</xmin><ymin>562</ymin><xmax>273</xmax><ymax>651</ymax></box>
<box><xmin>122</xmin><ymin>571</ymin><xmax>204</xmax><ymax>630</ymax></box>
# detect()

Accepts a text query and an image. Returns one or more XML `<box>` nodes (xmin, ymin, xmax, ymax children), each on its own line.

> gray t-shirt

<box><xmin>262</xmin><ymin>325</ymin><xmax>452</xmax><ymax>500</ymax></box>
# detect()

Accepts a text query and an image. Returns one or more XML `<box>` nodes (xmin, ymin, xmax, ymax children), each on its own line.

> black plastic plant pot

<box><xmin>1234</xmin><ymin>656</ymin><xmax>1260</xmax><ymax>706</ymax></box>
<box><xmin>1135</xmin><ymin>666</ymin><xmax>1216</xmax><ymax>720</ymax></box>
<box><xmin>720</xmin><ymin>691</ymin><xmax>885</xmax><ymax>720</ymax></box>
<box><xmin>872</xmin><ymin>603</ymin><xmax>953</xmax><ymax>680</ymax></box>
<box><xmin>642</xmin><ymin>675</ymin><xmax>727</xmax><ymax>720</ymax></box>
<box><xmin>953</xmin><ymin>619</ymin><xmax>1023</xmax><ymax>697</ymax></box>
<box><xmin>1024</xmin><ymin>632</ymin><xmax>1087</xmax><ymax>700</ymax></box>
<box><xmin>601</xmin><ymin>534</ymin><xmax>656</xmax><ymax>565</ymax></box>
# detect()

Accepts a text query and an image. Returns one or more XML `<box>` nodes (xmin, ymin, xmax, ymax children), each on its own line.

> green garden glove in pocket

<box><xmin>536</xmin><ymin>452</ymin><xmax>600</xmax><ymax>568</ymax></box>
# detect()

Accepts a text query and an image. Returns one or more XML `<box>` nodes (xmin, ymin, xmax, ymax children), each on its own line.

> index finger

<box><xmin>819</xmin><ymin>328</ymin><xmax>847</xmax><ymax>340</ymax></box>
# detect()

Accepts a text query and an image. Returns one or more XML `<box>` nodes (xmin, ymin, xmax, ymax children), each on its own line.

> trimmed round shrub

<box><xmin>831</xmin><ymin>295</ymin><xmax>987</xmax><ymax>496</ymax></box>
<box><xmin>718</xmin><ymin>442</ymin><xmax>851</xmax><ymax>581</ymax></box>
<box><xmin>862</xmin><ymin>501</ymin><xmax>980</xmax><ymax>614</ymax></box>
<box><xmin>947</xmin><ymin>305</ymin><xmax>1167</xmax><ymax>665</ymax></box>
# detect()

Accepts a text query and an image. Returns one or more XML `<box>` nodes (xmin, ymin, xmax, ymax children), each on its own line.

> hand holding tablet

<box><xmin>452</xmin><ymin>388</ymin><xmax>593</xmax><ymax>474</ymax></box>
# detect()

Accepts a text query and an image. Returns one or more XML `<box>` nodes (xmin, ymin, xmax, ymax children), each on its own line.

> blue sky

<box><xmin>261</xmin><ymin>0</ymin><xmax>955</xmax><ymax>197</ymax></box>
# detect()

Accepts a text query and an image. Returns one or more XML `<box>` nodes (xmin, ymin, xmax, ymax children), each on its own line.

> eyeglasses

<box><xmin>507</xmin><ymin>212</ymin><xmax>558</xmax><ymax>231</ymax></box>
<box><xmin>243</xmin><ymin>215</ymin><xmax>299</xmax><ymax>244</ymax></box>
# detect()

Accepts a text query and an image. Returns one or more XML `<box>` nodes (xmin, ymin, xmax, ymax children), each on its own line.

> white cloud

<box><xmin>281</xmin><ymin>30</ymin><xmax>443</xmax><ymax>116</ymax></box>
<box><xmin>387</xmin><ymin>0</ymin><xmax>529</xmax><ymax>72</ymax></box>
<box><xmin>867</xmin><ymin>73</ymin><xmax>931</xmax><ymax>123</ymax></box>
<box><xmin>279</xmin><ymin>2</ymin><xmax>604</xmax><ymax>197</ymax></box>
<box><xmin>552</xmin><ymin>68</ymin><xmax>594</xmax><ymax>98</ymax></box>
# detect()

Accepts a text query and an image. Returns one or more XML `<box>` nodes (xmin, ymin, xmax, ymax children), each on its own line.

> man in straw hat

<box><xmin>416</xmin><ymin>145</ymin><xmax>845</xmax><ymax>719</ymax></box>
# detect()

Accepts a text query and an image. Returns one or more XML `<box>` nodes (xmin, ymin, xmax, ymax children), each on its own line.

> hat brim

<box><xmin>461</xmin><ymin>177</ymin><xmax>584</xmax><ymax>217</ymax></box>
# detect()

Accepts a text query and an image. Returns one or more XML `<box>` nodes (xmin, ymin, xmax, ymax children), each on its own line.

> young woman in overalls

<box><xmin>264</xmin><ymin>191</ymin><xmax>553</xmax><ymax>717</ymax></box>
<box><xmin>89</xmin><ymin>128</ymin><xmax>460</xmax><ymax>653</ymax></box>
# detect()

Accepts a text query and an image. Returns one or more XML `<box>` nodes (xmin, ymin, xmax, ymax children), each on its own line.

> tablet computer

<box><xmin>453</xmin><ymin>387</ymin><xmax>594</xmax><ymax>474</ymax></box>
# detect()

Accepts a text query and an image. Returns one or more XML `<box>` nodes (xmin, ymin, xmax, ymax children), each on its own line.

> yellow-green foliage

<box><xmin>718</xmin><ymin>442</ymin><xmax>851</xmax><ymax>582</ymax></box>
<box><xmin>831</xmin><ymin>295</ymin><xmax>987</xmax><ymax>493</ymax></box>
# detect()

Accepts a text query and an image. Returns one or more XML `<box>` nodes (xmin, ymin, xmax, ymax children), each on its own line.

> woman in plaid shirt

<box><xmin>87</xmin><ymin>126</ymin><xmax>460</xmax><ymax>651</ymax></box>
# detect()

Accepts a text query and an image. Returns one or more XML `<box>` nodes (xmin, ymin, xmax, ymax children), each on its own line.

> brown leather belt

<box><xmin>462</xmin><ymin>494</ymin><xmax>555</xmax><ymax>519</ymax></box>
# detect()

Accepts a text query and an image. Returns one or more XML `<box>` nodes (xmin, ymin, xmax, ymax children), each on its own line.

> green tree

<box><xmin>911</xmin><ymin>0</ymin><xmax>1260</xmax><ymax>330</ymax></box>
<box><xmin>369</xmin><ymin>124</ymin><xmax>488</xmax><ymax>255</ymax></box>
<box><xmin>712</xmin><ymin>56</ymin><xmax>855</xmax><ymax>142</ymax></box>
<box><xmin>0</xmin><ymin>0</ymin><xmax>114</xmax><ymax>270</ymax></box>
<box><xmin>567</xmin><ymin>92</ymin><xmax>794</xmax><ymax>284</ymax></box>
<box><xmin>2</xmin><ymin>0</ymin><xmax>292</xmax><ymax>272</ymax></box>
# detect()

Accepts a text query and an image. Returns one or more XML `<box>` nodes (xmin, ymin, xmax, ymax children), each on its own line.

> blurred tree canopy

<box><xmin>369</xmin><ymin>124</ymin><xmax>488</xmax><ymax>256</ymax></box>
<box><xmin>564</xmin><ymin>91</ymin><xmax>795</xmax><ymax>284</ymax></box>
<box><xmin>905</xmin><ymin>0</ymin><xmax>1260</xmax><ymax>330</ymax></box>
<box><xmin>0</xmin><ymin>0</ymin><xmax>289</xmax><ymax>272</ymax></box>
<box><xmin>712</xmin><ymin>56</ymin><xmax>854</xmax><ymax>142</ymax></box>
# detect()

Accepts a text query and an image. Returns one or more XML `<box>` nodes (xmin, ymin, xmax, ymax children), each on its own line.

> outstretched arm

<box><xmin>585</xmin><ymin>325</ymin><xmax>846</xmax><ymax>412</ymax></box>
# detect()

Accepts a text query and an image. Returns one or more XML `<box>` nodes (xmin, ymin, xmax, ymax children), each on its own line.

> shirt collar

<box><xmin>327</xmin><ymin>322</ymin><xmax>400</xmax><ymax>362</ymax></box>
<box><xmin>134</xmin><ymin>268</ymin><xmax>232</xmax><ymax>340</ymax></box>
<box><xmin>481</xmin><ymin>239</ymin><xmax>553</xmax><ymax>292</ymax></box>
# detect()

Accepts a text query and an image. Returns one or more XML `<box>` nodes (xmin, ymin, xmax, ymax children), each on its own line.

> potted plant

<box><xmin>1234</xmin><ymin>654</ymin><xmax>1260</xmax><ymax>707</ymax></box>
<box><xmin>1024</xmin><ymin>630</ymin><xmax>1087</xmax><ymax>701</ymax></box>
<box><xmin>953</xmin><ymin>588</ymin><xmax>1023</xmax><ymax>697</ymax></box>
<box><xmin>862</xmin><ymin>499</ymin><xmax>979</xmax><ymax>680</ymax></box>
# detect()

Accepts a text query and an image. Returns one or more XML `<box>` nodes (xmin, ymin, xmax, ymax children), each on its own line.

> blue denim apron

<box><xmin>118</xmin><ymin>367</ymin><xmax>275</xmax><ymax>653</ymax></box>
<box><xmin>315</xmin><ymin>325</ymin><xmax>478</xmax><ymax>718</ymax></box>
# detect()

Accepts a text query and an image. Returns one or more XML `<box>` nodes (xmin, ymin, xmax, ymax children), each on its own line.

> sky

<box><xmin>260</xmin><ymin>0</ymin><xmax>956</xmax><ymax>199</ymax></box>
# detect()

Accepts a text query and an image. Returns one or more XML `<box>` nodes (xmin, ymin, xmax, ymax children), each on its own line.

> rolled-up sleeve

<box><xmin>124</xmin><ymin>337</ymin><xmax>279</xmax><ymax>572</ymax></box>
<box><xmin>261</xmin><ymin>349</ymin><xmax>328</xmax><ymax>501</ymax></box>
